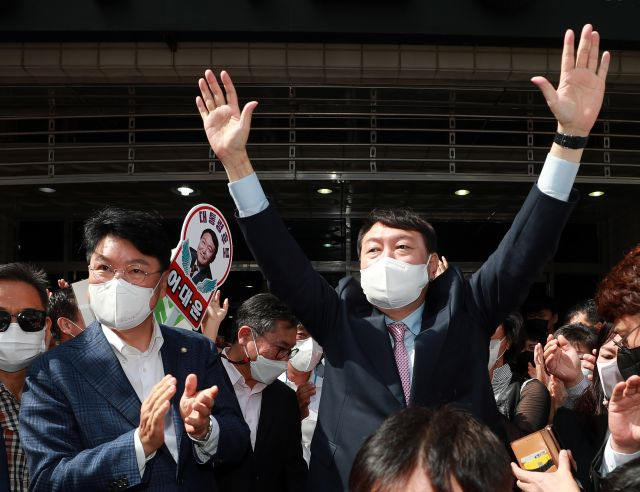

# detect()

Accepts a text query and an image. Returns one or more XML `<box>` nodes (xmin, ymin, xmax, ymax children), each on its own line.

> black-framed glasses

<box><xmin>0</xmin><ymin>309</ymin><xmax>46</xmax><ymax>333</ymax></box>
<box><xmin>89</xmin><ymin>263</ymin><xmax>162</xmax><ymax>286</ymax></box>
<box><xmin>613</xmin><ymin>323</ymin><xmax>640</xmax><ymax>350</ymax></box>
<box><xmin>251</xmin><ymin>328</ymin><xmax>299</xmax><ymax>361</ymax></box>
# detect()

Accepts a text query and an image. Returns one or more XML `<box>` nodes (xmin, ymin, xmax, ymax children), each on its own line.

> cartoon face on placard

<box><xmin>164</xmin><ymin>204</ymin><xmax>233</xmax><ymax>329</ymax></box>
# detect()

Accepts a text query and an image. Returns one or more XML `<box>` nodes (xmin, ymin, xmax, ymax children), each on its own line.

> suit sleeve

<box><xmin>236</xmin><ymin>205</ymin><xmax>342</xmax><ymax>348</ymax></box>
<box><xmin>203</xmin><ymin>346</ymin><xmax>251</xmax><ymax>465</ymax></box>
<box><xmin>19</xmin><ymin>360</ymin><xmax>144</xmax><ymax>492</ymax></box>
<box><xmin>465</xmin><ymin>185</ymin><xmax>578</xmax><ymax>337</ymax></box>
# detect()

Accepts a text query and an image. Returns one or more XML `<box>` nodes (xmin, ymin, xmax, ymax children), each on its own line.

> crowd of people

<box><xmin>1</xmin><ymin>22</ymin><xmax>639</xmax><ymax>492</ymax></box>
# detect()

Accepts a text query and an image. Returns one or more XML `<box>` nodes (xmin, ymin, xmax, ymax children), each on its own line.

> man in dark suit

<box><xmin>189</xmin><ymin>229</ymin><xmax>217</xmax><ymax>285</ymax></box>
<box><xmin>195</xmin><ymin>24</ymin><xmax>609</xmax><ymax>490</ymax></box>
<box><xmin>214</xmin><ymin>293</ymin><xmax>308</xmax><ymax>491</ymax></box>
<box><xmin>19</xmin><ymin>207</ymin><xmax>249</xmax><ymax>491</ymax></box>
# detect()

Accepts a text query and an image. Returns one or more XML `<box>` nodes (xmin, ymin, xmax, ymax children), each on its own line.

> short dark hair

<box><xmin>564</xmin><ymin>298</ymin><xmax>600</xmax><ymax>327</ymax></box>
<box><xmin>0</xmin><ymin>262</ymin><xmax>49</xmax><ymax>309</ymax></box>
<box><xmin>48</xmin><ymin>288</ymin><xmax>80</xmax><ymax>340</ymax></box>
<box><xmin>554</xmin><ymin>323</ymin><xmax>599</xmax><ymax>353</ymax></box>
<box><xmin>356</xmin><ymin>208</ymin><xmax>437</xmax><ymax>257</ymax></box>
<box><xmin>349</xmin><ymin>406</ymin><xmax>513</xmax><ymax>492</ymax></box>
<box><xmin>83</xmin><ymin>207</ymin><xmax>171</xmax><ymax>270</ymax></box>
<box><xmin>596</xmin><ymin>244</ymin><xmax>640</xmax><ymax>323</ymax></box>
<box><xmin>500</xmin><ymin>312</ymin><xmax>525</xmax><ymax>365</ymax></box>
<box><xmin>233</xmin><ymin>293</ymin><xmax>298</xmax><ymax>341</ymax></box>
<box><xmin>200</xmin><ymin>228</ymin><xmax>219</xmax><ymax>263</ymax></box>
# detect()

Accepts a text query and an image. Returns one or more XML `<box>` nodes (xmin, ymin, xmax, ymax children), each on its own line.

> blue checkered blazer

<box><xmin>19</xmin><ymin>322</ymin><xmax>249</xmax><ymax>491</ymax></box>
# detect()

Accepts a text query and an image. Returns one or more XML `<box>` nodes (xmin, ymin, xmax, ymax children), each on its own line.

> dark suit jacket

<box><xmin>237</xmin><ymin>184</ymin><xmax>577</xmax><ymax>491</ymax></box>
<box><xmin>215</xmin><ymin>378</ymin><xmax>307</xmax><ymax>492</ymax></box>
<box><xmin>553</xmin><ymin>408</ymin><xmax>608</xmax><ymax>492</ymax></box>
<box><xmin>189</xmin><ymin>247</ymin><xmax>213</xmax><ymax>285</ymax></box>
<box><xmin>19</xmin><ymin>322</ymin><xmax>250</xmax><ymax>492</ymax></box>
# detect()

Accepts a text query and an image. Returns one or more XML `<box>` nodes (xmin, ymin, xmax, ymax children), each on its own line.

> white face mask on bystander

<box><xmin>0</xmin><ymin>323</ymin><xmax>46</xmax><ymax>372</ymax></box>
<box><xmin>88</xmin><ymin>278</ymin><xmax>159</xmax><ymax>331</ymax></box>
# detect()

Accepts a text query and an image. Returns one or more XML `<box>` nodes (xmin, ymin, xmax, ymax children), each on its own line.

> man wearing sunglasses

<box><xmin>19</xmin><ymin>207</ymin><xmax>249</xmax><ymax>492</ymax></box>
<box><xmin>0</xmin><ymin>262</ymin><xmax>51</xmax><ymax>492</ymax></box>
<box><xmin>212</xmin><ymin>293</ymin><xmax>308</xmax><ymax>491</ymax></box>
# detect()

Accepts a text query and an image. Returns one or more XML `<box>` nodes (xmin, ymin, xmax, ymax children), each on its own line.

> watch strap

<box><xmin>554</xmin><ymin>132</ymin><xmax>589</xmax><ymax>149</ymax></box>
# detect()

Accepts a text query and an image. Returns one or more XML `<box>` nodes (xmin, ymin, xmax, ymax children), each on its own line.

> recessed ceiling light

<box><xmin>454</xmin><ymin>189</ymin><xmax>471</xmax><ymax>196</ymax></box>
<box><xmin>323</xmin><ymin>243</ymin><xmax>333</xmax><ymax>248</ymax></box>
<box><xmin>176</xmin><ymin>185</ymin><xmax>195</xmax><ymax>196</ymax></box>
<box><xmin>588</xmin><ymin>190</ymin><xmax>605</xmax><ymax>197</ymax></box>
<box><xmin>38</xmin><ymin>187</ymin><xmax>56</xmax><ymax>193</ymax></box>
<box><xmin>245</xmin><ymin>285</ymin><xmax>254</xmax><ymax>288</ymax></box>
<box><xmin>317</xmin><ymin>188</ymin><xmax>333</xmax><ymax>195</ymax></box>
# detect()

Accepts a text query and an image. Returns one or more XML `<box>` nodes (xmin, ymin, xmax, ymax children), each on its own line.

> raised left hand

<box><xmin>608</xmin><ymin>375</ymin><xmax>640</xmax><ymax>454</ymax></box>
<box><xmin>531</xmin><ymin>24</ymin><xmax>610</xmax><ymax>137</ymax></box>
<box><xmin>179</xmin><ymin>373</ymin><xmax>219</xmax><ymax>439</ymax></box>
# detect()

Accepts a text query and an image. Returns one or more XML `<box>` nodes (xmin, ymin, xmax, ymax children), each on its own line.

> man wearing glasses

<box><xmin>213</xmin><ymin>293</ymin><xmax>308</xmax><ymax>491</ymax></box>
<box><xmin>0</xmin><ymin>262</ymin><xmax>51</xmax><ymax>492</ymax></box>
<box><xmin>19</xmin><ymin>207</ymin><xmax>249</xmax><ymax>492</ymax></box>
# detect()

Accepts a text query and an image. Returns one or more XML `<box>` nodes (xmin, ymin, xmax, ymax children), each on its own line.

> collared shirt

<box><xmin>220</xmin><ymin>349</ymin><xmax>266</xmax><ymax>450</ymax></box>
<box><xmin>384</xmin><ymin>304</ymin><xmax>424</xmax><ymax>385</ymax></box>
<box><xmin>101</xmin><ymin>321</ymin><xmax>219</xmax><ymax>474</ymax></box>
<box><xmin>0</xmin><ymin>382</ymin><xmax>28</xmax><ymax>491</ymax></box>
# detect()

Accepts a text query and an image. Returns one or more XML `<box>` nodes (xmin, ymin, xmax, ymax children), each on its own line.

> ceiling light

<box><xmin>245</xmin><ymin>285</ymin><xmax>254</xmax><ymax>288</ymax></box>
<box><xmin>38</xmin><ymin>187</ymin><xmax>56</xmax><ymax>193</ymax></box>
<box><xmin>176</xmin><ymin>185</ymin><xmax>195</xmax><ymax>196</ymax></box>
<box><xmin>323</xmin><ymin>243</ymin><xmax>333</xmax><ymax>248</ymax></box>
<box><xmin>588</xmin><ymin>190</ymin><xmax>605</xmax><ymax>197</ymax></box>
<box><xmin>454</xmin><ymin>189</ymin><xmax>471</xmax><ymax>196</ymax></box>
<box><xmin>317</xmin><ymin>188</ymin><xmax>333</xmax><ymax>195</ymax></box>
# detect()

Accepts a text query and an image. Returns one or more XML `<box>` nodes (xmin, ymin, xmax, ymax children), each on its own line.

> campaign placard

<box><xmin>156</xmin><ymin>204</ymin><xmax>233</xmax><ymax>330</ymax></box>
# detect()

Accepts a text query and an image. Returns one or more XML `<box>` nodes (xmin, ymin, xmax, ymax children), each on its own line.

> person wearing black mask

<box><xmin>544</xmin><ymin>244</ymin><xmax>640</xmax><ymax>489</ymax></box>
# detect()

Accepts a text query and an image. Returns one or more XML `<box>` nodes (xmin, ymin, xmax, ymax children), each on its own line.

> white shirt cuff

<box><xmin>134</xmin><ymin>428</ymin><xmax>156</xmax><ymax>477</ymax></box>
<box><xmin>190</xmin><ymin>416</ymin><xmax>221</xmax><ymax>463</ymax></box>
<box><xmin>601</xmin><ymin>434</ymin><xmax>640</xmax><ymax>475</ymax></box>
<box><xmin>228</xmin><ymin>173</ymin><xmax>269</xmax><ymax>218</ymax></box>
<box><xmin>536</xmin><ymin>153</ymin><xmax>579</xmax><ymax>202</ymax></box>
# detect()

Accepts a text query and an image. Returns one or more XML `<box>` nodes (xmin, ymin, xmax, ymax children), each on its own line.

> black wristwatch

<box><xmin>554</xmin><ymin>132</ymin><xmax>589</xmax><ymax>149</ymax></box>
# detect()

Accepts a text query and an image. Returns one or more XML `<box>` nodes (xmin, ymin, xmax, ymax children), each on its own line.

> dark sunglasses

<box><xmin>0</xmin><ymin>309</ymin><xmax>46</xmax><ymax>333</ymax></box>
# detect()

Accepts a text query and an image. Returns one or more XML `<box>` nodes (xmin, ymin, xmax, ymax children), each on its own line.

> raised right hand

<box><xmin>296</xmin><ymin>382</ymin><xmax>316</xmax><ymax>420</ymax></box>
<box><xmin>196</xmin><ymin>70</ymin><xmax>258</xmax><ymax>179</ymax></box>
<box><xmin>544</xmin><ymin>334</ymin><xmax>583</xmax><ymax>388</ymax></box>
<box><xmin>138</xmin><ymin>374</ymin><xmax>177</xmax><ymax>456</ymax></box>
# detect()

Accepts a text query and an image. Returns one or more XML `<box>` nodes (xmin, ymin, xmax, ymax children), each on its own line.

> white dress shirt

<box><xmin>220</xmin><ymin>348</ymin><xmax>267</xmax><ymax>450</ymax></box>
<box><xmin>101</xmin><ymin>321</ymin><xmax>219</xmax><ymax>475</ymax></box>
<box><xmin>279</xmin><ymin>362</ymin><xmax>325</xmax><ymax>465</ymax></box>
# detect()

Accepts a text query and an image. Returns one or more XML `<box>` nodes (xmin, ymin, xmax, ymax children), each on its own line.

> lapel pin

<box><xmin>180</xmin><ymin>347</ymin><xmax>188</xmax><ymax>353</ymax></box>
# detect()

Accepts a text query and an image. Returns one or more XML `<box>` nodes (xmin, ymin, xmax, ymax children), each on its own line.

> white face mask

<box><xmin>88</xmin><ymin>278</ymin><xmax>159</xmax><ymax>331</ymax></box>
<box><xmin>488</xmin><ymin>337</ymin><xmax>505</xmax><ymax>370</ymax></box>
<box><xmin>0</xmin><ymin>323</ymin><xmax>46</xmax><ymax>372</ymax></box>
<box><xmin>597</xmin><ymin>358</ymin><xmax>625</xmax><ymax>400</ymax></box>
<box><xmin>360</xmin><ymin>255</ymin><xmax>432</xmax><ymax>310</ymax></box>
<box><xmin>246</xmin><ymin>331</ymin><xmax>288</xmax><ymax>385</ymax></box>
<box><xmin>290</xmin><ymin>337</ymin><xmax>323</xmax><ymax>373</ymax></box>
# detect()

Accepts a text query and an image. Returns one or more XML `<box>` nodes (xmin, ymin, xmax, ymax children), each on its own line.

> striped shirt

<box><xmin>0</xmin><ymin>382</ymin><xmax>28</xmax><ymax>491</ymax></box>
<box><xmin>491</xmin><ymin>363</ymin><xmax>513</xmax><ymax>399</ymax></box>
